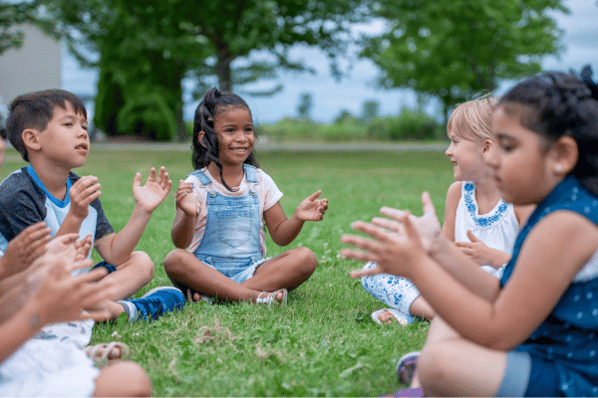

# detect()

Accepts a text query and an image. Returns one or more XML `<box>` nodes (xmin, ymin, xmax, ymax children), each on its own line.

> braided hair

<box><xmin>499</xmin><ymin>66</ymin><xmax>598</xmax><ymax>196</ymax></box>
<box><xmin>191</xmin><ymin>88</ymin><xmax>259</xmax><ymax>191</ymax></box>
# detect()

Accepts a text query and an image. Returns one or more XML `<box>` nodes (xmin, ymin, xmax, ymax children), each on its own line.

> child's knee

<box><xmin>131</xmin><ymin>251</ymin><xmax>155</xmax><ymax>281</ymax></box>
<box><xmin>296</xmin><ymin>247</ymin><xmax>317</xmax><ymax>274</ymax></box>
<box><xmin>417</xmin><ymin>342</ymin><xmax>456</xmax><ymax>392</ymax></box>
<box><xmin>163</xmin><ymin>249</ymin><xmax>187</xmax><ymax>275</ymax></box>
<box><xmin>95</xmin><ymin>361</ymin><xmax>151</xmax><ymax>397</ymax></box>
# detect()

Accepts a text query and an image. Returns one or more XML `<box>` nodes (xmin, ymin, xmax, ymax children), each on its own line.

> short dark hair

<box><xmin>6</xmin><ymin>89</ymin><xmax>87</xmax><ymax>162</ymax></box>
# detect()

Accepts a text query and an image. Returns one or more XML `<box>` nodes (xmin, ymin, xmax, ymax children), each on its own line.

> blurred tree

<box><xmin>297</xmin><ymin>92</ymin><xmax>313</xmax><ymax>119</ymax></box>
<box><xmin>44</xmin><ymin>0</ymin><xmax>210</xmax><ymax>141</ymax></box>
<box><xmin>361</xmin><ymin>100</ymin><xmax>379</xmax><ymax>121</ymax></box>
<box><xmin>0</xmin><ymin>1</ymin><xmax>52</xmax><ymax>55</ymax></box>
<box><xmin>334</xmin><ymin>109</ymin><xmax>356</xmax><ymax>124</ymax></box>
<box><xmin>175</xmin><ymin>0</ymin><xmax>370</xmax><ymax>94</ymax></box>
<box><xmin>362</xmin><ymin>0</ymin><xmax>568</xmax><ymax>123</ymax></box>
<box><xmin>44</xmin><ymin>0</ymin><xmax>369</xmax><ymax>140</ymax></box>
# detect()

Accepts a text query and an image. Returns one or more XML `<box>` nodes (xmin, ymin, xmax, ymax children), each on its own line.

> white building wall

<box><xmin>0</xmin><ymin>24</ymin><xmax>61</xmax><ymax>104</ymax></box>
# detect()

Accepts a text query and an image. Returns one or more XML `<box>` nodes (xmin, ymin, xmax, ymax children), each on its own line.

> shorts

<box><xmin>197</xmin><ymin>255</ymin><xmax>270</xmax><ymax>284</ymax></box>
<box><xmin>496</xmin><ymin>350</ymin><xmax>560</xmax><ymax>397</ymax></box>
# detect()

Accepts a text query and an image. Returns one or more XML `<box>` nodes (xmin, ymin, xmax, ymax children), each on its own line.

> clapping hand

<box><xmin>342</xmin><ymin>192</ymin><xmax>442</xmax><ymax>279</ymax></box>
<box><xmin>295</xmin><ymin>190</ymin><xmax>328</xmax><ymax>221</ymax></box>
<box><xmin>133</xmin><ymin>166</ymin><xmax>173</xmax><ymax>214</ymax></box>
<box><xmin>175</xmin><ymin>180</ymin><xmax>196</xmax><ymax>216</ymax></box>
<box><xmin>0</xmin><ymin>222</ymin><xmax>51</xmax><ymax>279</ymax></box>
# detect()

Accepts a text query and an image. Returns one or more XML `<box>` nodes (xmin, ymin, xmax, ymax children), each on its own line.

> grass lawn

<box><xmin>3</xmin><ymin>147</ymin><xmax>454</xmax><ymax>397</ymax></box>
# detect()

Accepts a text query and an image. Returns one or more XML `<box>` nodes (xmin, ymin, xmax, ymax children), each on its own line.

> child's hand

<box><xmin>378</xmin><ymin>192</ymin><xmax>442</xmax><ymax>254</ymax></box>
<box><xmin>175</xmin><ymin>180</ymin><xmax>196</xmax><ymax>216</ymax></box>
<box><xmin>133</xmin><ymin>166</ymin><xmax>173</xmax><ymax>214</ymax></box>
<box><xmin>294</xmin><ymin>190</ymin><xmax>328</xmax><ymax>221</ymax></box>
<box><xmin>454</xmin><ymin>230</ymin><xmax>509</xmax><ymax>267</ymax></box>
<box><xmin>74</xmin><ymin>234</ymin><xmax>93</xmax><ymax>260</ymax></box>
<box><xmin>342</xmin><ymin>210</ymin><xmax>427</xmax><ymax>279</ymax></box>
<box><xmin>69</xmin><ymin>175</ymin><xmax>101</xmax><ymax>220</ymax></box>
<box><xmin>29</xmin><ymin>246</ymin><xmax>115</xmax><ymax>325</ymax></box>
<box><xmin>0</xmin><ymin>222</ymin><xmax>51</xmax><ymax>278</ymax></box>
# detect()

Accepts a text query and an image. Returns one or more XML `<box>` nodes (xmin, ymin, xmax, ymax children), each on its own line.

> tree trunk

<box><xmin>216</xmin><ymin>46</ymin><xmax>234</xmax><ymax>92</ymax></box>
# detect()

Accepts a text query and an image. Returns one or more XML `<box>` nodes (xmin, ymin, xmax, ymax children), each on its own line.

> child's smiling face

<box><xmin>213</xmin><ymin>105</ymin><xmax>254</xmax><ymax>167</ymax></box>
<box><xmin>445</xmin><ymin>130</ymin><xmax>486</xmax><ymax>182</ymax></box>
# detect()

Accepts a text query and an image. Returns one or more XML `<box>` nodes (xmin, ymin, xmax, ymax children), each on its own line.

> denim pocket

<box><xmin>215</xmin><ymin>208</ymin><xmax>252</xmax><ymax>248</ymax></box>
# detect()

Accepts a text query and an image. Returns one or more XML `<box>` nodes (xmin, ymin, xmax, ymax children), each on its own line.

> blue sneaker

<box><xmin>118</xmin><ymin>286</ymin><xmax>185</xmax><ymax>322</ymax></box>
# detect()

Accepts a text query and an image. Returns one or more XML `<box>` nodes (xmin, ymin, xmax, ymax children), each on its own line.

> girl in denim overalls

<box><xmin>164</xmin><ymin>88</ymin><xmax>328</xmax><ymax>305</ymax></box>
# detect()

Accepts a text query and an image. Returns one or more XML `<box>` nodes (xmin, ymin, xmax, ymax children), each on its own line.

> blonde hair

<box><xmin>447</xmin><ymin>95</ymin><xmax>498</xmax><ymax>142</ymax></box>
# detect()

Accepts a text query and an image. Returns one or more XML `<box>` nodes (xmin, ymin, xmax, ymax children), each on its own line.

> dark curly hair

<box><xmin>499</xmin><ymin>66</ymin><xmax>598</xmax><ymax>196</ymax></box>
<box><xmin>192</xmin><ymin>88</ymin><xmax>259</xmax><ymax>191</ymax></box>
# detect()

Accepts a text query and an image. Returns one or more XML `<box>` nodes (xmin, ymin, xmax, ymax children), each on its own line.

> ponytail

<box><xmin>191</xmin><ymin>88</ymin><xmax>259</xmax><ymax>191</ymax></box>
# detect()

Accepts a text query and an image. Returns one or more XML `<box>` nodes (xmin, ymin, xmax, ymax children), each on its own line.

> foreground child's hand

<box><xmin>342</xmin><ymin>210</ymin><xmax>427</xmax><ymax>279</ymax></box>
<box><xmin>175</xmin><ymin>180</ymin><xmax>196</xmax><ymax>216</ymax></box>
<box><xmin>0</xmin><ymin>222</ymin><xmax>51</xmax><ymax>279</ymax></box>
<box><xmin>69</xmin><ymin>175</ymin><xmax>101</xmax><ymax>220</ymax></box>
<box><xmin>133</xmin><ymin>166</ymin><xmax>173</xmax><ymax>214</ymax></box>
<box><xmin>377</xmin><ymin>192</ymin><xmax>442</xmax><ymax>254</ymax></box>
<box><xmin>454</xmin><ymin>230</ymin><xmax>510</xmax><ymax>268</ymax></box>
<box><xmin>295</xmin><ymin>190</ymin><xmax>328</xmax><ymax>221</ymax></box>
<box><xmin>28</xmin><ymin>254</ymin><xmax>115</xmax><ymax>326</ymax></box>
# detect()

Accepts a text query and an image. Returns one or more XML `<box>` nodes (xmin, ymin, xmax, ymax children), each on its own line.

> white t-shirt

<box><xmin>184</xmin><ymin>167</ymin><xmax>283</xmax><ymax>255</ymax></box>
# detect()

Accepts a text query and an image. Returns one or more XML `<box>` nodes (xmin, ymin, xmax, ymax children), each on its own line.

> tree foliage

<box><xmin>43</xmin><ymin>0</ymin><xmax>369</xmax><ymax>140</ymax></box>
<box><xmin>362</xmin><ymin>0</ymin><xmax>568</xmax><ymax>120</ymax></box>
<box><xmin>0</xmin><ymin>1</ymin><xmax>53</xmax><ymax>55</ymax></box>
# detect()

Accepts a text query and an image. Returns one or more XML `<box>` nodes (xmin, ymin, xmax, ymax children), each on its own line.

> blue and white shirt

<box><xmin>0</xmin><ymin>165</ymin><xmax>113</xmax><ymax>254</ymax></box>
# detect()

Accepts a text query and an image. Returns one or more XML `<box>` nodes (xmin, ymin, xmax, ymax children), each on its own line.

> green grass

<box><xmin>2</xmin><ymin>148</ymin><xmax>454</xmax><ymax>397</ymax></box>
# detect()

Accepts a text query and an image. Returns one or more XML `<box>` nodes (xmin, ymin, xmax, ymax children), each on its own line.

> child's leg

<box><xmin>417</xmin><ymin>333</ymin><xmax>507</xmax><ymax>396</ymax></box>
<box><xmin>99</xmin><ymin>251</ymin><xmax>154</xmax><ymax>301</ymax></box>
<box><xmin>242</xmin><ymin>247</ymin><xmax>317</xmax><ymax>292</ymax></box>
<box><xmin>164</xmin><ymin>249</ymin><xmax>279</xmax><ymax>302</ymax></box>
<box><xmin>92</xmin><ymin>361</ymin><xmax>151</xmax><ymax>397</ymax></box>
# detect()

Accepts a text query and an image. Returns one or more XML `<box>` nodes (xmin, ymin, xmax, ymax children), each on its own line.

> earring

<box><xmin>556</xmin><ymin>164</ymin><xmax>563</xmax><ymax>172</ymax></box>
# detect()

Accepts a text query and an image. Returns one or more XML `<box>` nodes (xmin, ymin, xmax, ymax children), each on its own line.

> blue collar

<box><xmin>26</xmin><ymin>165</ymin><xmax>72</xmax><ymax>208</ymax></box>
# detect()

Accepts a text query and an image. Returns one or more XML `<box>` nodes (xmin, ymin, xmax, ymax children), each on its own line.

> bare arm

<box><xmin>345</xmin><ymin>209</ymin><xmax>598</xmax><ymax>350</ymax></box>
<box><xmin>171</xmin><ymin>180</ymin><xmax>197</xmax><ymax>249</ymax></box>
<box><xmin>265</xmin><ymin>191</ymin><xmax>328</xmax><ymax>246</ymax></box>
<box><xmin>442</xmin><ymin>181</ymin><xmax>462</xmax><ymax>241</ymax></box>
<box><xmin>95</xmin><ymin>167</ymin><xmax>172</xmax><ymax>265</ymax></box>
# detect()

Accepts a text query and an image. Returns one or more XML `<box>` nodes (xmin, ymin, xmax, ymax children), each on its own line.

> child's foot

<box><xmin>396</xmin><ymin>351</ymin><xmax>420</xmax><ymax>385</ymax></box>
<box><xmin>372</xmin><ymin>308</ymin><xmax>414</xmax><ymax>326</ymax></box>
<box><xmin>255</xmin><ymin>289</ymin><xmax>288</xmax><ymax>305</ymax></box>
<box><xmin>84</xmin><ymin>342</ymin><xmax>130</xmax><ymax>367</ymax></box>
<box><xmin>118</xmin><ymin>286</ymin><xmax>185</xmax><ymax>322</ymax></box>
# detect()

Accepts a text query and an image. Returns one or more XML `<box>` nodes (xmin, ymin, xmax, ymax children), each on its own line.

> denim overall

<box><xmin>191</xmin><ymin>164</ymin><xmax>264</xmax><ymax>283</ymax></box>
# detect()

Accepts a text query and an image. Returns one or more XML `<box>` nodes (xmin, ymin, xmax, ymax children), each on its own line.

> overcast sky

<box><xmin>62</xmin><ymin>0</ymin><xmax>598</xmax><ymax>124</ymax></box>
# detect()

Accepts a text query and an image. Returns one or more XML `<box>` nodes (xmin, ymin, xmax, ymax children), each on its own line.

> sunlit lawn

<box><xmin>3</xmin><ymin>146</ymin><xmax>454</xmax><ymax>397</ymax></box>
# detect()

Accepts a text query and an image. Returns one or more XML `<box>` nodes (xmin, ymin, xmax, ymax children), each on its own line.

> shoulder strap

<box><xmin>243</xmin><ymin>164</ymin><xmax>258</xmax><ymax>183</ymax></box>
<box><xmin>188</xmin><ymin>169</ymin><xmax>212</xmax><ymax>185</ymax></box>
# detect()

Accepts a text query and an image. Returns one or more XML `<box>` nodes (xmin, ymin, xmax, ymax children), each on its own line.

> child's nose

<box><xmin>483</xmin><ymin>144</ymin><xmax>498</xmax><ymax>168</ymax></box>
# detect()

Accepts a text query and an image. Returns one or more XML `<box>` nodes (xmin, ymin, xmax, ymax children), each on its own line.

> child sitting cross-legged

<box><xmin>344</xmin><ymin>68</ymin><xmax>598</xmax><ymax>397</ymax></box>
<box><xmin>0</xmin><ymin>233</ymin><xmax>151</xmax><ymax>397</ymax></box>
<box><xmin>0</xmin><ymin>89</ymin><xmax>185</xmax><ymax>355</ymax></box>
<box><xmin>359</xmin><ymin>96</ymin><xmax>533</xmax><ymax>327</ymax></box>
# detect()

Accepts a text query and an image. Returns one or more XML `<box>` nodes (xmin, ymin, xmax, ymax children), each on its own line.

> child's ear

<box><xmin>21</xmin><ymin>128</ymin><xmax>41</xmax><ymax>152</ymax></box>
<box><xmin>197</xmin><ymin>131</ymin><xmax>207</xmax><ymax>148</ymax></box>
<box><xmin>550</xmin><ymin>135</ymin><xmax>578</xmax><ymax>176</ymax></box>
<box><xmin>482</xmin><ymin>139</ymin><xmax>494</xmax><ymax>153</ymax></box>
